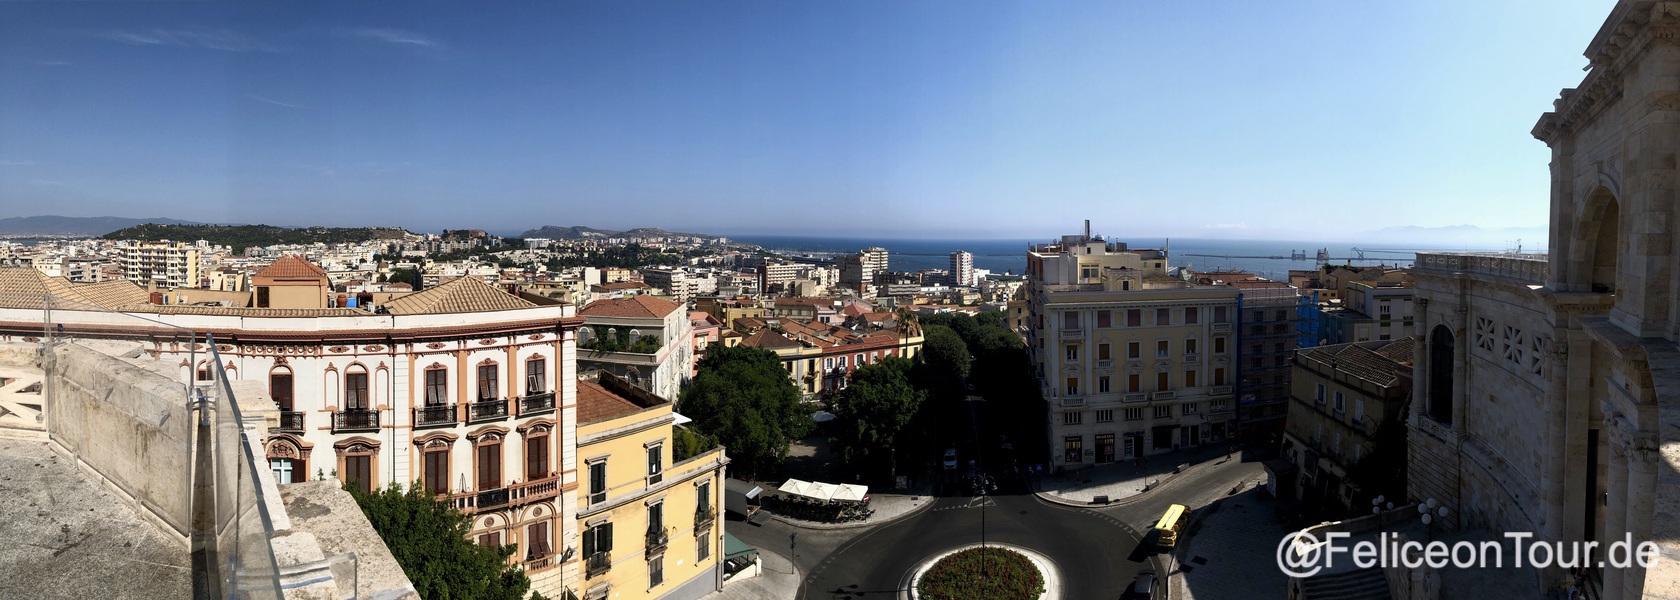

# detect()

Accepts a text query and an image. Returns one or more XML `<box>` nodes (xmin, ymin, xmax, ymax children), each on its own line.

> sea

<box><xmin>731</xmin><ymin>236</ymin><xmax>1512</xmax><ymax>282</ymax></box>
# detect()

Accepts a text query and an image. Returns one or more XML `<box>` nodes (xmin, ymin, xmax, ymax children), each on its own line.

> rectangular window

<box><xmin>526</xmin><ymin>435</ymin><xmax>549</xmax><ymax>480</ymax></box>
<box><xmin>1214</xmin><ymin>337</ymin><xmax>1227</xmax><ymax>354</ymax></box>
<box><xmin>270</xmin><ymin>373</ymin><xmax>294</xmax><ymax>411</ymax></box>
<box><xmin>1066</xmin><ymin>377</ymin><xmax>1079</xmax><ymax>396</ymax></box>
<box><xmin>256</xmin><ymin>286</ymin><xmax>270</xmax><ymax>308</ymax></box>
<box><xmin>647</xmin><ymin>444</ymin><xmax>664</xmax><ymax>485</ymax></box>
<box><xmin>1062</xmin><ymin>311</ymin><xmax>1079</xmax><ymax>329</ymax></box>
<box><xmin>697</xmin><ymin>481</ymin><xmax>712</xmax><ymax>517</ymax></box>
<box><xmin>1124</xmin><ymin>408</ymin><xmax>1143</xmax><ymax>421</ymax></box>
<box><xmin>1211</xmin><ymin>398</ymin><xmax>1229</xmax><ymax>411</ymax></box>
<box><xmin>1153</xmin><ymin>406</ymin><xmax>1171</xmax><ymax>419</ymax></box>
<box><xmin>1354</xmin><ymin>399</ymin><xmax>1365</xmax><ymax>422</ymax></box>
<box><xmin>344</xmin><ymin>455</ymin><xmax>372</xmax><ymax>495</ymax></box>
<box><xmin>1156</xmin><ymin>340</ymin><xmax>1169</xmax><ymax>358</ymax></box>
<box><xmin>1128</xmin><ymin>373</ymin><xmax>1140</xmax><ymax>392</ymax></box>
<box><xmin>1214</xmin><ymin>306</ymin><xmax>1228</xmax><ymax>322</ymax></box>
<box><xmin>1065</xmin><ymin>345</ymin><xmax>1079</xmax><ymax>361</ymax></box>
<box><xmin>477</xmin><ymin>443</ymin><xmax>502</xmax><ymax>491</ymax></box>
<box><xmin>1315</xmin><ymin>383</ymin><xmax>1326</xmax><ymax>404</ymax></box>
<box><xmin>1098</xmin><ymin>343</ymin><xmax>1111</xmax><ymax>360</ymax></box>
<box><xmin>479</xmin><ymin>532</ymin><xmax>501</xmax><ymax>548</ymax></box>
<box><xmin>345</xmin><ymin>372</ymin><xmax>369</xmax><ymax>410</ymax></box>
<box><xmin>478</xmin><ymin>364</ymin><xmax>498</xmax><ymax>401</ymax></box>
<box><xmin>1128</xmin><ymin>341</ymin><xmax>1141</xmax><ymax>359</ymax></box>
<box><xmin>526</xmin><ymin>358</ymin><xmax>546</xmax><ymax>394</ymax></box>
<box><xmin>1063</xmin><ymin>436</ymin><xmax>1083</xmax><ymax>463</ymax></box>
<box><xmin>425</xmin><ymin>369</ymin><xmax>448</xmax><ymax>405</ymax></box>
<box><xmin>1096</xmin><ymin>409</ymin><xmax>1113</xmax><ymax>423</ymax></box>
<box><xmin>528</xmin><ymin>521</ymin><xmax>551</xmax><ymax>560</ymax></box>
<box><xmin>1334</xmin><ymin>391</ymin><xmax>1346</xmax><ymax>413</ymax></box>
<box><xmin>1063</xmin><ymin>411</ymin><xmax>1083</xmax><ymax>426</ymax></box>
<box><xmin>1214</xmin><ymin>368</ymin><xmax>1226</xmax><ymax>386</ymax></box>
<box><xmin>1183</xmin><ymin>402</ymin><xmax>1198</xmax><ymax>415</ymax></box>
<box><xmin>589</xmin><ymin>461</ymin><xmax>608</xmax><ymax>504</ymax></box>
<box><xmin>1127</xmin><ymin>309</ymin><xmax>1141</xmax><ymax>327</ymax></box>
<box><xmin>1156</xmin><ymin>372</ymin><xmax>1169</xmax><ymax>391</ymax></box>
<box><xmin>1185</xmin><ymin>370</ymin><xmax>1197</xmax><ymax>387</ymax></box>
<box><xmin>1099</xmin><ymin>376</ymin><xmax>1111</xmax><ymax>393</ymax></box>
<box><xmin>583</xmin><ymin>522</ymin><xmax>614</xmax><ymax>557</ymax></box>
<box><xmin>1156</xmin><ymin>308</ymin><xmax>1170</xmax><ymax>325</ymax></box>
<box><xmin>1184</xmin><ymin>307</ymin><xmax>1198</xmax><ymax>324</ymax></box>
<box><xmin>698</xmin><ymin>534</ymin><xmax>711</xmax><ymax>562</ymax></box>
<box><xmin>424</xmin><ymin>450</ymin><xmax>449</xmax><ymax>495</ymax></box>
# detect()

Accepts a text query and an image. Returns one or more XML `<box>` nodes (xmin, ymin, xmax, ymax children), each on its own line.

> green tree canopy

<box><xmin>830</xmin><ymin>357</ymin><xmax>925</xmax><ymax>481</ymax></box>
<box><xmin>679</xmin><ymin>345</ymin><xmax>810</xmax><ymax>478</ymax></box>
<box><xmin>349</xmin><ymin>482</ymin><xmax>536</xmax><ymax>600</ymax></box>
<box><xmin>918</xmin><ymin>324</ymin><xmax>971</xmax><ymax>400</ymax></box>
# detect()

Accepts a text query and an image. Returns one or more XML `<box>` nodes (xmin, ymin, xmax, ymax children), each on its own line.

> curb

<box><xmin>1034</xmin><ymin>453</ymin><xmax>1234</xmax><ymax>509</ymax></box>
<box><xmin>770</xmin><ymin>494</ymin><xmax>938</xmax><ymax>531</ymax></box>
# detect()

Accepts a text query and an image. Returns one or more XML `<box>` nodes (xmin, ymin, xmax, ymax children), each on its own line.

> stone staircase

<box><xmin>1297</xmin><ymin>567</ymin><xmax>1391</xmax><ymax>600</ymax></box>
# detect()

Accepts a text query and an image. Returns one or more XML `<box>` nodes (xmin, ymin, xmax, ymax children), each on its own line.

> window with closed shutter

<box><xmin>526</xmin><ymin>435</ymin><xmax>548</xmax><ymax>480</ymax></box>
<box><xmin>477</xmin><ymin>443</ymin><xmax>501</xmax><ymax>491</ymax></box>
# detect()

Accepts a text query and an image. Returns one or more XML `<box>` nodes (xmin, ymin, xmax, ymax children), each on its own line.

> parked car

<box><xmin>1124</xmin><ymin>570</ymin><xmax>1156</xmax><ymax>600</ymax></box>
<box><xmin>943</xmin><ymin>448</ymin><xmax>958</xmax><ymax>470</ymax></box>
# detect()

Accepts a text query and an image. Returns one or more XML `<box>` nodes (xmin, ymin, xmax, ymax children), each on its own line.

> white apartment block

<box><xmin>950</xmin><ymin>251</ymin><xmax>975</xmax><ymax>287</ymax></box>
<box><xmin>119</xmin><ymin>240</ymin><xmax>204</xmax><ymax>289</ymax></box>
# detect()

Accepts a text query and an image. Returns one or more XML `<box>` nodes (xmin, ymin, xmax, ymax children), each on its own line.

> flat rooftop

<box><xmin>0</xmin><ymin>436</ymin><xmax>192</xmax><ymax>599</ymax></box>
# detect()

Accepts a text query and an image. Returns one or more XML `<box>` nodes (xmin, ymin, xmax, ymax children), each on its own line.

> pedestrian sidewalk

<box><xmin>1039</xmin><ymin>444</ymin><xmax>1236</xmax><ymax>505</ymax></box>
<box><xmin>698</xmin><ymin>547</ymin><xmax>800</xmax><ymax>600</ymax></box>
<box><xmin>1169</xmin><ymin>485</ymin><xmax>1291</xmax><ymax>600</ymax></box>
<box><xmin>765</xmin><ymin>488</ymin><xmax>935</xmax><ymax>530</ymax></box>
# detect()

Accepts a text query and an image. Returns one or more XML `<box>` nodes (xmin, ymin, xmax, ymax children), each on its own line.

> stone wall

<box><xmin>41</xmin><ymin>341</ymin><xmax>194</xmax><ymax>539</ymax></box>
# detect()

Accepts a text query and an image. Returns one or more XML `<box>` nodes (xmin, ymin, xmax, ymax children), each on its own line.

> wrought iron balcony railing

<box><xmin>519</xmin><ymin>392</ymin><xmax>556</xmax><ymax>415</ymax></box>
<box><xmin>645</xmin><ymin>530</ymin><xmax>668</xmax><ymax>552</ymax></box>
<box><xmin>277</xmin><ymin>410</ymin><xmax>305</xmax><ymax>433</ymax></box>
<box><xmin>469</xmin><ymin>398</ymin><xmax>509</xmax><ymax>423</ymax></box>
<box><xmin>332</xmin><ymin>408</ymin><xmax>379</xmax><ymax>433</ymax></box>
<box><xmin>586</xmin><ymin>552</ymin><xmax>612</xmax><ymax>578</ymax></box>
<box><xmin>413</xmin><ymin>404</ymin><xmax>455</xmax><ymax>428</ymax></box>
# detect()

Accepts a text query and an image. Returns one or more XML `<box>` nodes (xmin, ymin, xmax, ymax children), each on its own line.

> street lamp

<box><xmin>1418</xmin><ymin>498</ymin><xmax>1449</xmax><ymax>543</ymax></box>
<box><xmin>1371</xmin><ymin>495</ymin><xmax>1393</xmax><ymax>535</ymax></box>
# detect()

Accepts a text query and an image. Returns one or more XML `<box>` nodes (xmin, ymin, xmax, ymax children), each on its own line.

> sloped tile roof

<box><xmin>580</xmin><ymin>294</ymin><xmax>681</xmax><ymax>319</ymax></box>
<box><xmin>1374</xmin><ymin>337</ymin><xmax>1415</xmax><ymax>364</ymax></box>
<box><xmin>381</xmin><ymin>276</ymin><xmax>535</xmax><ymax>315</ymax></box>
<box><xmin>577</xmin><ymin>374</ymin><xmax>668</xmax><ymax>425</ymax></box>
<box><xmin>254</xmin><ymin>254</ymin><xmax>328</xmax><ymax>279</ymax></box>
<box><xmin>0</xmin><ymin>268</ymin><xmax>148</xmax><ymax>310</ymax></box>
<box><xmin>1302</xmin><ymin>340</ymin><xmax>1411</xmax><ymax>387</ymax></box>
<box><xmin>739</xmin><ymin>329</ymin><xmax>801</xmax><ymax>350</ymax></box>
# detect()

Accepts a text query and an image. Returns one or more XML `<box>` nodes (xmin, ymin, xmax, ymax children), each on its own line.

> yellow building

<box><xmin>575</xmin><ymin>373</ymin><xmax>726</xmax><ymax>600</ymax></box>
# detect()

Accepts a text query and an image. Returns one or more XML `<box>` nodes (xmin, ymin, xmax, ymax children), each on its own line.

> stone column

<box><xmin>1603</xmin><ymin>416</ymin><xmax>1629</xmax><ymax>600</ymax></box>
<box><xmin>1623</xmin><ymin>433</ymin><xmax>1658</xmax><ymax>598</ymax></box>
<box><xmin>1539</xmin><ymin>334</ymin><xmax>1570</xmax><ymax>590</ymax></box>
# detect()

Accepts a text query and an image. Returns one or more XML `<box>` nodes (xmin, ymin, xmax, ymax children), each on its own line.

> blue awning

<box><xmin>723</xmin><ymin>531</ymin><xmax>758</xmax><ymax>560</ymax></box>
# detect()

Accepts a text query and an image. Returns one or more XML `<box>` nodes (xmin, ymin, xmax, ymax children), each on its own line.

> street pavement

<box><xmin>1168</xmin><ymin>485</ymin><xmax>1292</xmax><ymax>600</ymax></box>
<box><xmin>1039</xmin><ymin>444</ymin><xmax>1238</xmax><ymax>504</ymax></box>
<box><xmin>699</xmin><ymin>547</ymin><xmax>801</xmax><ymax>600</ymax></box>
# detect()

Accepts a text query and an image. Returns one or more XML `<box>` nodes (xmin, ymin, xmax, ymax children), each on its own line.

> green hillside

<box><xmin>104</xmin><ymin>224</ymin><xmax>413</xmax><ymax>249</ymax></box>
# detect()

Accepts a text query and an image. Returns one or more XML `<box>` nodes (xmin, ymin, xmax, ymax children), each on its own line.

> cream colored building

<box><xmin>575</xmin><ymin>374</ymin><xmax>726</xmax><ymax>600</ymax></box>
<box><xmin>577</xmin><ymin>295</ymin><xmax>695</xmax><ymax>402</ymax></box>
<box><xmin>118</xmin><ymin>240</ymin><xmax>203</xmax><ymax>289</ymax></box>
<box><xmin>1027</xmin><ymin>225</ymin><xmax>1239</xmax><ymax>467</ymax></box>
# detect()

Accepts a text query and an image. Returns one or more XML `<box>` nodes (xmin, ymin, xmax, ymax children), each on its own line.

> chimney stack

<box><xmin>1084</xmin><ymin>219</ymin><xmax>1091</xmax><ymax>240</ymax></box>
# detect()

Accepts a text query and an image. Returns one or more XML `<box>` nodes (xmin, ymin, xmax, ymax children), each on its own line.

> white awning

<box><xmin>779</xmin><ymin>479</ymin><xmax>813</xmax><ymax>497</ymax></box>
<box><xmin>831</xmin><ymin>483</ymin><xmax>868</xmax><ymax>502</ymax></box>
<box><xmin>802</xmin><ymin>481</ymin><xmax>837</xmax><ymax>501</ymax></box>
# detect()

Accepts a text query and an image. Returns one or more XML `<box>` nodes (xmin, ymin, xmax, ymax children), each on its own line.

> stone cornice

<box><xmin>1533</xmin><ymin>1</ymin><xmax>1680</xmax><ymax>145</ymax></box>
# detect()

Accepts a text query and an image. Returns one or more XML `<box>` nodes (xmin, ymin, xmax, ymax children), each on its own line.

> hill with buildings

<box><xmin>103</xmin><ymin>224</ymin><xmax>413</xmax><ymax>248</ymax></box>
<box><xmin>0</xmin><ymin>215</ymin><xmax>200</xmax><ymax>236</ymax></box>
<box><xmin>520</xmin><ymin>225</ymin><xmax>720</xmax><ymax>240</ymax></box>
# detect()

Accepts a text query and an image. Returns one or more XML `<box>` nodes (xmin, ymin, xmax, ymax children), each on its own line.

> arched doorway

<box><xmin>1578</xmin><ymin>188</ymin><xmax>1620</xmax><ymax>294</ymax></box>
<box><xmin>1428</xmin><ymin>325</ymin><xmax>1454</xmax><ymax>423</ymax></box>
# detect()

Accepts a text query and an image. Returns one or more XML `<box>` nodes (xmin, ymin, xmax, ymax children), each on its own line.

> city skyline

<box><xmin>2</xmin><ymin>1</ymin><xmax>1604</xmax><ymax>239</ymax></box>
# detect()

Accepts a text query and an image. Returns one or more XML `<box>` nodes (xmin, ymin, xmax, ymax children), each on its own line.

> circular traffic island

<box><xmin>915</xmin><ymin>547</ymin><xmax>1046</xmax><ymax>600</ymax></box>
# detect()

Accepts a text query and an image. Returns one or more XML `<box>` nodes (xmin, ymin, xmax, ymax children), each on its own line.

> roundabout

<box><xmin>904</xmin><ymin>543</ymin><xmax>1058</xmax><ymax>600</ymax></box>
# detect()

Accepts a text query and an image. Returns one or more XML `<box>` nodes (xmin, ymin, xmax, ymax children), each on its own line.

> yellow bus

<box><xmin>1154</xmin><ymin>503</ymin><xmax>1188</xmax><ymax>549</ymax></box>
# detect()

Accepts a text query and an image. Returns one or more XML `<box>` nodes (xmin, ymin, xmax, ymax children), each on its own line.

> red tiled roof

<box><xmin>382</xmin><ymin>276</ymin><xmax>535</xmax><ymax>315</ymax></box>
<box><xmin>577</xmin><ymin>380</ymin><xmax>652</xmax><ymax>425</ymax></box>
<box><xmin>740</xmin><ymin>329</ymin><xmax>801</xmax><ymax>350</ymax></box>
<box><xmin>596</xmin><ymin>281</ymin><xmax>651</xmax><ymax>290</ymax></box>
<box><xmin>254</xmin><ymin>255</ymin><xmax>328</xmax><ymax>279</ymax></box>
<box><xmin>580</xmin><ymin>294</ymin><xmax>682</xmax><ymax>319</ymax></box>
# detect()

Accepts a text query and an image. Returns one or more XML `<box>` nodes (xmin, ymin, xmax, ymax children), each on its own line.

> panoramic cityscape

<box><xmin>1</xmin><ymin>2</ymin><xmax>1677</xmax><ymax>600</ymax></box>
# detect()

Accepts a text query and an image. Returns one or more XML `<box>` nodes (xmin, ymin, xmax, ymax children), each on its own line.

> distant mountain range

<box><xmin>520</xmin><ymin>225</ymin><xmax>722</xmax><ymax>240</ymax></box>
<box><xmin>0</xmin><ymin>215</ymin><xmax>200</xmax><ymax>236</ymax></box>
<box><xmin>1364</xmin><ymin>224</ymin><xmax>1548</xmax><ymax>250</ymax></box>
<box><xmin>104</xmin><ymin>223</ymin><xmax>413</xmax><ymax>249</ymax></box>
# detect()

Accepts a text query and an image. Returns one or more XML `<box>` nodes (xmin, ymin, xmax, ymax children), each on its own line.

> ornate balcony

<box><xmin>1062</xmin><ymin>328</ymin><xmax>1085</xmax><ymax>339</ymax></box>
<box><xmin>449</xmin><ymin>474</ymin><xmax>562</xmax><ymax>514</ymax></box>
<box><xmin>519</xmin><ymin>392</ymin><xmax>556</xmax><ymax>416</ymax></box>
<box><xmin>586</xmin><ymin>552</ymin><xmax>612</xmax><ymax>578</ymax></box>
<box><xmin>332</xmin><ymin>409</ymin><xmax>379</xmax><ymax>433</ymax></box>
<box><xmin>694</xmin><ymin>507</ymin><xmax>715</xmax><ymax>531</ymax></box>
<box><xmin>469</xmin><ymin>398</ymin><xmax>509</xmax><ymax>423</ymax></box>
<box><xmin>413</xmin><ymin>404</ymin><xmax>456</xmax><ymax>429</ymax></box>
<box><xmin>1211</xmin><ymin>323</ymin><xmax>1232</xmax><ymax>333</ymax></box>
<box><xmin>645</xmin><ymin>530</ymin><xmax>669</xmax><ymax>552</ymax></box>
<box><xmin>277</xmin><ymin>411</ymin><xmax>305</xmax><ymax>433</ymax></box>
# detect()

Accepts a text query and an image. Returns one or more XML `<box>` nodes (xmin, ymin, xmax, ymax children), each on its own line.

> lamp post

<box><xmin>1419</xmin><ymin>498</ymin><xmax>1449</xmax><ymax>543</ymax></box>
<box><xmin>1371</xmin><ymin>495</ymin><xmax>1393</xmax><ymax>536</ymax></box>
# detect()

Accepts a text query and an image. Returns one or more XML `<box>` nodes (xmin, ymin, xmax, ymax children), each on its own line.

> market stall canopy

<box><xmin>802</xmin><ymin>481</ymin><xmax>838</xmax><ymax>501</ymax></box>
<box><xmin>780</xmin><ymin>479</ymin><xmax>813</xmax><ymax>498</ymax></box>
<box><xmin>831</xmin><ymin>483</ymin><xmax>868</xmax><ymax>502</ymax></box>
<box><xmin>812</xmin><ymin>411</ymin><xmax>837</xmax><ymax>423</ymax></box>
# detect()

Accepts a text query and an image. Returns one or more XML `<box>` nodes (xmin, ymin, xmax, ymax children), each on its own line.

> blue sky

<box><xmin>0</xmin><ymin>1</ymin><xmax>1610</xmax><ymax>240</ymax></box>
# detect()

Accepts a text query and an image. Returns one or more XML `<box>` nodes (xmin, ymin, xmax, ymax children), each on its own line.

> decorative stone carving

<box><xmin>427</xmin><ymin>342</ymin><xmax>446</xmax><ymax>350</ymax></box>
<box><xmin>363</xmin><ymin>345</ymin><xmax>384</xmax><ymax>352</ymax></box>
<box><xmin>1629</xmin><ymin>433</ymin><xmax>1661</xmax><ymax>469</ymax></box>
<box><xmin>478</xmin><ymin>338</ymin><xmax>497</xmax><ymax>346</ymax></box>
<box><xmin>328</xmin><ymin>346</ymin><xmax>348</xmax><ymax>353</ymax></box>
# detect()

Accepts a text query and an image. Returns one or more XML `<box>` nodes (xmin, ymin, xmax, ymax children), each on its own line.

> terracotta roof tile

<box><xmin>382</xmin><ymin>276</ymin><xmax>535</xmax><ymax>315</ymax></box>
<box><xmin>254</xmin><ymin>255</ymin><xmax>328</xmax><ymax>279</ymax></box>
<box><xmin>576</xmin><ymin>380</ymin><xmax>647</xmax><ymax>424</ymax></box>
<box><xmin>580</xmin><ymin>294</ymin><xmax>681</xmax><ymax>319</ymax></box>
<box><xmin>740</xmin><ymin>329</ymin><xmax>801</xmax><ymax>350</ymax></box>
<box><xmin>0</xmin><ymin>268</ymin><xmax>148</xmax><ymax>311</ymax></box>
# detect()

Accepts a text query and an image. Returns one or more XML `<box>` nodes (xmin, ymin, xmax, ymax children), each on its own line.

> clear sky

<box><xmin>0</xmin><ymin>1</ymin><xmax>1611</xmax><ymax>240</ymax></box>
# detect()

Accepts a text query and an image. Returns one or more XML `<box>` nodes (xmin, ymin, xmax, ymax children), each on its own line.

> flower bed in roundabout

<box><xmin>915</xmin><ymin>546</ymin><xmax>1046</xmax><ymax>600</ymax></box>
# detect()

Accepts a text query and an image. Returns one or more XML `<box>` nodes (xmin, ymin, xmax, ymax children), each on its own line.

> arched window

<box><xmin>270</xmin><ymin>367</ymin><xmax>294</xmax><ymax>412</ymax></box>
<box><xmin>345</xmin><ymin>365</ymin><xmax>370</xmax><ymax>410</ymax></box>
<box><xmin>1428</xmin><ymin>325</ymin><xmax>1454</xmax><ymax>423</ymax></box>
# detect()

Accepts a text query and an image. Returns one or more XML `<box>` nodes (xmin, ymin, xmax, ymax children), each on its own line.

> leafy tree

<box><xmin>672</xmin><ymin>425</ymin><xmax>717</xmax><ymax>462</ymax></box>
<box><xmin>679</xmin><ymin>345</ymin><xmax>811</xmax><ymax>478</ymax></box>
<box><xmin>387</xmin><ymin>268</ymin><xmax>424</xmax><ymax>291</ymax></box>
<box><xmin>917</xmin><ymin>324</ymin><xmax>970</xmax><ymax>400</ymax></box>
<box><xmin>830</xmin><ymin>357</ymin><xmax>925</xmax><ymax>481</ymax></box>
<box><xmin>348</xmin><ymin>482</ymin><xmax>534</xmax><ymax>600</ymax></box>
